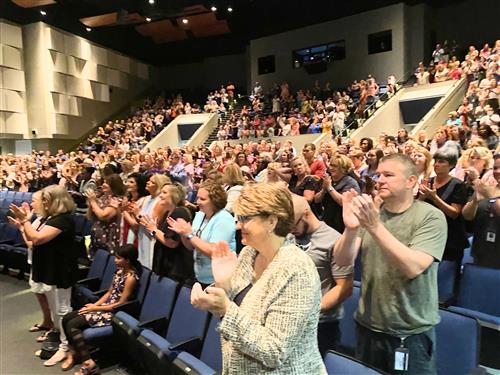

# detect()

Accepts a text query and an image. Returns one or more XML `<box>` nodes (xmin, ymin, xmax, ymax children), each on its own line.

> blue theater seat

<box><xmin>137</xmin><ymin>286</ymin><xmax>210</xmax><ymax>374</ymax></box>
<box><xmin>324</xmin><ymin>351</ymin><xmax>383</xmax><ymax>374</ymax></box>
<box><xmin>338</xmin><ymin>284</ymin><xmax>360</xmax><ymax>355</ymax></box>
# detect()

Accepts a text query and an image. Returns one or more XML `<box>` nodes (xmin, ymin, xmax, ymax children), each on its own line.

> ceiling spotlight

<box><xmin>40</xmin><ymin>10</ymin><xmax>47</xmax><ymax>16</ymax></box>
<box><xmin>211</xmin><ymin>6</ymin><xmax>217</xmax><ymax>11</ymax></box>
<box><xmin>146</xmin><ymin>17</ymin><xmax>151</xmax><ymax>22</ymax></box>
<box><xmin>86</xmin><ymin>27</ymin><xmax>91</xmax><ymax>32</ymax></box>
<box><xmin>182</xmin><ymin>18</ymin><xmax>188</xmax><ymax>24</ymax></box>
<box><xmin>148</xmin><ymin>0</ymin><xmax>154</xmax><ymax>4</ymax></box>
<box><xmin>227</xmin><ymin>6</ymin><xmax>233</xmax><ymax>12</ymax></box>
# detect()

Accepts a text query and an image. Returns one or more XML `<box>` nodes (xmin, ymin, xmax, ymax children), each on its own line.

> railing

<box><xmin>341</xmin><ymin>70</ymin><xmax>416</xmax><ymax>137</ymax></box>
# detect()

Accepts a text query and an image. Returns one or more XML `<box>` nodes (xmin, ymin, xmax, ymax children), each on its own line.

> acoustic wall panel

<box><xmin>1</xmin><ymin>67</ymin><xmax>25</xmax><ymax>91</ymax></box>
<box><xmin>0</xmin><ymin>89</ymin><xmax>25</xmax><ymax>113</ymax></box>
<box><xmin>0</xmin><ymin>22</ymin><xmax>23</xmax><ymax>49</ymax></box>
<box><xmin>53</xmin><ymin>114</ymin><xmax>69</xmax><ymax>134</ymax></box>
<box><xmin>46</xmin><ymin>27</ymin><xmax>65</xmax><ymax>52</ymax></box>
<box><xmin>90</xmin><ymin>81</ymin><xmax>109</xmax><ymax>102</ymax></box>
<box><xmin>4</xmin><ymin>112</ymin><xmax>27</xmax><ymax>134</ymax></box>
<box><xmin>1</xmin><ymin>45</ymin><xmax>22</xmax><ymax>70</ymax></box>
<box><xmin>49</xmin><ymin>50</ymin><xmax>68</xmax><ymax>74</ymax></box>
<box><xmin>136</xmin><ymin>63</ymin><xmax>149</xmax><ymax>79</ymax></box>
<box><xmin>107</xmin><ymin>52</ymin><xmax>118</xmax><ymax>70</ymax></box>
<box><xmin>92</xmin><ymin>45</ymin><xmax>108</xmax><ymax>67</ymax></box>
<box><xmin>117</xmin><ymin>55</ymin><xmax>130</xmax><ymax>73</ymax></box>
<box><xmin>50</xmin><ymin>72</ymin><xmax>67</xmax><ymax>94</ymax></box>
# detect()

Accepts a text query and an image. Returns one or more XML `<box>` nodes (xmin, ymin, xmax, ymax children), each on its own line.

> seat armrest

<box><xmin>76</xmin><ymin>277</ymin><xmax>100</xmax><ymax>290</ymax></box>
<box><xmin>92</xmin><ymin>289</ymin><xmax>108</xmax><ymax>297</ymax></box>
<box><xmin>112</xmin><ymin>300</ymin><xmax>140</xmax><ymax>318</ymax></box>
<box><xmin>0</xmin><ymin>239</ymin><xmax>14</xmax><ymax>245</ymax></box>
<box><xmin>138</xmin><ymin>317</ymin><xmax>168</xmax><ymax>336</ymax></box>
<box><xmin>168</xmin><ymin>336</ymin><xmax>203</xmax><ymax>357</ymax></box>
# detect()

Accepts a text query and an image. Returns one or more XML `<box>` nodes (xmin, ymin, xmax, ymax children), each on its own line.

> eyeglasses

<box><xmin>236</xmin><ymin>213</ymin><xmax>262</xmax><ymax>225</ymax></box>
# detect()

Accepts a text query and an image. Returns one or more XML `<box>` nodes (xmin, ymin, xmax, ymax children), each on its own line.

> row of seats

<box><xmin>0</xmin><ymin>191</ymin><xmax>32</xmax><ymax>222</ymax></box>
<box><xmin>71</xmin><ymin>249</ymin><xmax>222</xmax><ymax>374</ymax></box>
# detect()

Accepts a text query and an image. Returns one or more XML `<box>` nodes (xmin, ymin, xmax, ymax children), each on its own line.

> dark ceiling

<box><xmin>1</xmin><ymin>0</ymin><xmax>458</xmax><ymax>66</ymax></box>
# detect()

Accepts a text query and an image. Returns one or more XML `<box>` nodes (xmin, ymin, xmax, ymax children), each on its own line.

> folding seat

<box><xmin>5</xmin><ymin>191</ymin><xmax>15</xmax><ymax>200</ymax></box>
<box><xmin>72</xmin><ymin>214</ymin><xmax>92</xmax><ymax>262</ymax></box>
<box><xmin>112</xmin><ymin>274</ymin><xmax>178</xmax><ymax>368</ymax></box>
<box><xmin>72</xmin><ymin>254</ymin><xmax>116</xmax><ymax>308</ymax></box>
<box><xmin>171</xmin><ymin>315</ymin><xmax>222</xmax><ymax>375</ymax></box>
<box><xmin>0</xmin><ymin>223</ymin><xmax>25</xmax><ymax>272</ymax></box>
<box><xmin>338</xmin><ymin>285</ymin><xmax>360</xmax><ymax>355</ymax></box>
<box><xmin>448</xmin><ymin>264</ymin><xmax>500</xmax><ymax>329</ymax></box>
<box><xmin>437</xmin><ymin>260</ymin><xmax>458</xmax><ymax>306</ymax></box>
<box><xmin>82</xmin><ymin>267</ymin><xmax>152</xmax><ymax>348</ymax></box>
<box><xmin>436</xmin><ymin>308</ymin><xmax>480</xmax><ymax>375</ymax></box>
<box><xmin>137</xmin><ymin>286</ymin><xmax>210</xmax><ymax>374</ymax></box>
<box><xmin>13</xmin><ymin>192</ymin><xmax>24</xmax><ymax>206</ymax></box>
<box><xmin>324</xmin><ymin>351</ymin><xmax>383</xmax><ymax>374</ymax></box>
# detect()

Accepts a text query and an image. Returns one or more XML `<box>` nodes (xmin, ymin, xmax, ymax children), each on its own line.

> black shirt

<box><xmin>322</xmin><ymin>175</ymin><xmax>360</xmax><ymax>233</ymax></box>
<box><xmin>32</xmin><ymin>213</ymin><xmax>77</xmax><ymax>288</ymax></box>
<box><xmin>471</xmin><ymin>198</ymin><xmax>500</xmax><ymax>269</ymax></box>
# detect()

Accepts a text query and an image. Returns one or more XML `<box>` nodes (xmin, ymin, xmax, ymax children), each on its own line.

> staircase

<box><xmin>203</xmin><ymin>97</ymin><xmax>252</xmax><ymax>147</ymax></box>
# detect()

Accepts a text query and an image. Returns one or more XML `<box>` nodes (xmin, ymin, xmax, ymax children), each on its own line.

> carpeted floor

<box><xmin>0</xmin><ymin>273</ymin><xmax>125</xmax><ymax>375</ymax></box>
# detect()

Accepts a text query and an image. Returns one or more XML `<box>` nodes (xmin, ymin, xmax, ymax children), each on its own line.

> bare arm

<box><xmin>320</xmin><ymin>277</ymin><xmax>353</xmax><ymax>312</ymax></box>
<box><xmin>22</xmin><ymin>223</ymin><xmax>62</xmax><ymax>246</ymax></box>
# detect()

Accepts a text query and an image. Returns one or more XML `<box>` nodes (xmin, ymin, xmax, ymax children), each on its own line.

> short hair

<box><xmin>41</xmin><ymin>185</ymin><xmax>75</xmax><ymax>217</ymax></box>
<box><xmin>234</xmin><ymin>183</ymin><xmax>294</xmax><ymax>237</ymax></box>
<box><xmin>104</xmin><ymin>174</ymin><xmax>126</xmax><ymax>196</ymax></box>
<box><xmin>303</xmin><ymin>143</ymin><xmax>316</xmax><ymax>151</ymax></box>
<box><xmin>380</xmin><ymin>153</ymin><xmax>418</xmax><ymax>178</ymax></box>
<box><xmin>359</xmin><ymin>137</ymin><xmax>374</xmax><ymax>150</ymax></box>
<box><xmin>223</xmin><ymin>163</ymin><xmax>245</xmax><ymax>186</ymax></box>
<box><xmin>329</xmin><ymin>154</ymin><xmax>353</xmax><ymax>175</ymax></box>
<box><xmin>433</xmin><ymin>144</ymin><xmax>459</xmax><ymax>168</ymax></box>
<box><xmin>161</xmin><ymin>183</ymin><xmax>186</xmax><ymax>207</ymax></box>
<box><xmin>199</xmin><ymin>180</ymin><xmax>227</xmax><ymax>211</ymax></box>
<box><xmin>127</xmin><ymin>172</ymin><xmax>148</xmax><ymax>198</ymax></box>
<box><xmin>290</xmin><ymin>156</ymin><xmax>311</xmax><ymax>174</ymax></box>
<box><xmin>31</xmin><ymin>191</ymin><xmax>45</xmax><ymax>217</ymax></box>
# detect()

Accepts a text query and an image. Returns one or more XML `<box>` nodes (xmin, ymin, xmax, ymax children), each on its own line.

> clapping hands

<box><xmin>342</xmin><ymin>189</ymin><xmax>383</xmax><ymax>232</ymax></box>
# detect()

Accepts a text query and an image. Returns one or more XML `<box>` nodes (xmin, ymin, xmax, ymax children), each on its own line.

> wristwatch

<box><xmin>150</xmin><ymin>230</ymin><xmax>156</xmax><ymax>237</ymax></box>
<box><xmin>185</xmin><ymin>233</ymin><xmax>194</xmax><ymax>240</ymax></box>
<box><xmin>327</xmin><ymin>186</ymin><xmax>335</xmax><ymax>192</ymax></box>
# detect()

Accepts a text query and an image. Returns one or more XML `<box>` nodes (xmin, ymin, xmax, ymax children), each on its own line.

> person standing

<box><xmin>334</xmin><ymin>154</ymin><xmax>447</xmax><ymax>374</ymax></box>
<box><xmin>291</xmin><ymin>194</ymin><xmax>353</xmax><ymax>356</ymax></box>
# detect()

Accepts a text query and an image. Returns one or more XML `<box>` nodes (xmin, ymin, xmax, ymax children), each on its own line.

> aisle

<box><xmin>0</xmin><ymin>274</ymin><xmax>124</xmax><ymax>375</ymax></box>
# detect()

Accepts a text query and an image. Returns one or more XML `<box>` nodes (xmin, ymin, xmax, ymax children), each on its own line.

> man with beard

<box><xmin>290</xmin><ymin>194</ymin><xmax>353</xmax><ymax>356</ymax></box>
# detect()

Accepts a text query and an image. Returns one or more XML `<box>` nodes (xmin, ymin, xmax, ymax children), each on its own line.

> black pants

<box><xmin>62</xmin><ymin>311</ymin><xmax>91</xmax><ymax>361</ymax></box>
<box><xmin>317</xmin><ymin>320</ymin><xmax>341</xmax><ymax>357</ymax></box>
<box><xmin>356</xmin><ymin>323</ymin><xmax>436</xmax><ymax>375</ymax></box>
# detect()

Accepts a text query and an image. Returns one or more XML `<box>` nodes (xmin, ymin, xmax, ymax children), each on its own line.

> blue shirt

<box><xmin>191</xmin><ymin>209</ymin><xmax>236</xmax><ymax>284</ymax></box>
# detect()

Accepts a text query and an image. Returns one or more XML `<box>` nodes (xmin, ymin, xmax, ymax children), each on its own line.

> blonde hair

<box><xmin>42</xmin><ymin>185</ymin><xmax>75</xmax><ymax>217</ymax></box>
<box><xmin>161</xmin><ymin>183</ymin><xmax>186</xmax><ymax>207</ymax></box>
<box><xmin>459</xmin><ymin>146</ymin><xmax>493</xmax><ymax>169</ymax></box>
<box><xmin>31</xmin><ymin>191</ymin><xmax>46</xmax><ymax>217</ymax></box>
<box><xmin>223</xmin><ymin>163</ymin><xmax>245</xmax><ymax>186</ymax></box>
<box><xmin>234</xmin><ymin>183</ymin><xmax>294</xmax><ymax>237</ymax></box>
<box><xmin>412</xmin><ymin>146</ymin><xmax>433</xmax><ymax>179</ymax></box>
<box><xmin>150</xmin><ymin>174</ymin><xmax>171</xmax><ymax>195</ymax></box>
<box><xmin>290</xmin><ymin>156</ymin><xmax>311</xmax><ymax>175</ymax></box>
<box><xmin>329</xmin><ymin>154</ymin><xmax>353</xmax><ymax>175</ymax></box>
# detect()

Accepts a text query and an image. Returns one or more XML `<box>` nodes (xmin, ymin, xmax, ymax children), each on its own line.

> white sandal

<box><xmin>43</xmin><ymin>348</ymin><xmax>67</xmax><ymax>367</ymax></box>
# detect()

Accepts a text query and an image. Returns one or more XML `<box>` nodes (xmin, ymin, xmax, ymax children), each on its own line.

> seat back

<box><xmin>99</xmin><ymin>255</ymin><xmax>117</xmax><ymax>290</ymax></box>
<box><xmin>338</xmin><ymin>285</ymin><xmax>360</xmax><ymax>354</ymax></box>
<box><xmin>87</xmin><ymin>249</ymin><xmax>110</xmax><ymax>279</ymax></box>
<box><xmin>437</xmin><ymin>260</ymin><xmax>457</xmax><ymax>304</ymax></box>
<box><xmin>166</xmin><ymin>286</ymin><xmax>209</xmax><ymax>344</ymax></box>
<box><xmin>456</xmin><ymin>263</ymin><xmax>500</xmax><ymax>316</ymax></box>
<box><xmin>200</xmin><ymin>315</ymin><xmax>222</xmax><ymax>371</ymax></box>
<box><xmin>0</xmin><ymin>223</ymin><xmax>23</xmax><ymax>244</ymax></box>
<box><xmin>139</xmin><ymin>274</ymin><xmax>178</xmax><ymax>323</ymax></box>
<box><xmin>436</xmin><ymin>308</ymin><xmax>479</xmax><ymax>375</ymax></box>
<box><xmin>136</xmin><ymin>267</ymin><xmax>151</xmax><ymax>304</ymax></box>
<box><xmin>324</xmin><ymin>351</ymin><xmax>383</xmax><ymax>374</ymax></box>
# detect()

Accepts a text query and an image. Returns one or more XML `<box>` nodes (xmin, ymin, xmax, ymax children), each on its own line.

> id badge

<box><xmin>394</xmin><ymin>347</ymin><xmax>409</xmax><ymax>371</ymax></box>
<box><xmin>486</xmin><ymin>232</ymin><xmax>496</xmax><ymax>243</ymax></box>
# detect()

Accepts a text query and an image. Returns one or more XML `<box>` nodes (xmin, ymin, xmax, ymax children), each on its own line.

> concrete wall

<box><xmin>248</xmin><ymin>3</ymin><xmax>412</xmax><ymax>91</ymax></box>
<box><xmin>159</xmin><ymin>53</ymin><xmax>247</xmax><ymax>94</ymax></box>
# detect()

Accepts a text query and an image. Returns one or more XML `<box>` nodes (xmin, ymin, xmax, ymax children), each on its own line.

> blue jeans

<box><xmin>356</xmin><ymin>323</ymin><xmax>436</xmax><ymax>375</ymax></box>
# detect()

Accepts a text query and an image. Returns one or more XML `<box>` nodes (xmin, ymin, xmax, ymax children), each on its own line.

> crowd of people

<box><xmin>1</xmin><ymin>40</ymin><xmax>499</xmax><ymax>375</ymax></box>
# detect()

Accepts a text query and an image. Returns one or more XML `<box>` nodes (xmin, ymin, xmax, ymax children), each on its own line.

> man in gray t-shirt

<box><xmin>291</xmin><ymin>194</ymin><xmax>353</xmax><ymax>356</ymax></box>
<box><xmin>334</xmin><ymin>154</ymin><xmax>446</xmax><ymax>375</ymax></box>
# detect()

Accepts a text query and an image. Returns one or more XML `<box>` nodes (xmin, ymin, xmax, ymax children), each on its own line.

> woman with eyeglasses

<box><xmin>168</xmin><ymin>180</ymin><xmax>236</xmax><ymax>287</ymax></box>
<box><xmin>140</xmin><ymin>183</ymin><xmax>194</xmax><ymax>284</ymax></box>
<box><xmin>189</xmin><ymin>183</ymin><xmax>326</xmax><ymax>374</ymax></box>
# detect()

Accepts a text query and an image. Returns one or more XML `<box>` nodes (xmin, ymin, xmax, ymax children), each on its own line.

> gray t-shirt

<box><xmin>355</xmin><ymin>200</ymin><xmax>447</xmax><ymax>336</ymax></box>
<box><xmin>293</xmin><ymin>222</ymin><xmax>353</xmax><ymax>322</ymax></box>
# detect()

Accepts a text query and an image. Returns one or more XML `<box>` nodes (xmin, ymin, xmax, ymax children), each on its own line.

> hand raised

<box><xmin>342</xmin><ymin>189</ymin><xmax>360</xmax><ymax>230</ymax></box>
<box><xmin>211</xmin><ymin>241</ymin><xmax>237</xmax><ymax>287</ymax></box>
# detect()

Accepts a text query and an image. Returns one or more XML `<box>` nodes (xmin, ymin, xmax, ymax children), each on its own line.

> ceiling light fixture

<box><xmin>146</xmin><ymin>17</ymin><xmax>151</xmax><ymax>22</ymax></box>
<box><xmin>227</xmin><ymin>6</ymin><xmax>233</xmax><ymax>12</ymax></box>
<box><xmin>211</xmin><ymin>6</ymin><xmax>217</xmax><ymax>11</ymax></box>
<box><xmin>86</xmin><ymin>27</ymin><xmax>91</xmax><ymax>32</ymax></box>
<box><xmin>182</xmin><ymin>18</ymin><xmax>189</xmax><ymax>24</ymax></box>
<box><xmin>148</xmin><ymin>0</ymin><xmax>154</xmax><ymax>4</ymax></box>
<box><xmin>40</xmin><ymin>10</ymin><xmax>47</xmax><ymax>16</ymax></box>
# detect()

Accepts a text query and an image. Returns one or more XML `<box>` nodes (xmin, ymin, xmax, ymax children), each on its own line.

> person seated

<box><xmin>61</xmin><ymin>245</ymin><xmax>141</xmax><ymax>374</ymax></box>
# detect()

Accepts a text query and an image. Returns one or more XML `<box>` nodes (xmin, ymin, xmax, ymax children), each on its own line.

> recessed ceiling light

<box><xmin>182</xmin><ymin>18</ymin><xmax>188</xmax><ymax>24</ymax></box>
<box><xmin>40</xmin><ymin>10</ymin><xmax>47</xmax><ymax>16</ymax></box>
<box><xmin>148</xmin><ymin>0</ymin><xmax>154</xmax><ymax>4</ymax></box>
<box><xmin>211</xmin><ymin>6</ymin><xmax>217</xmax><ymax>11</ymax></box>
<box><xmin>146</xmin><ymin>17</ymin><xmax>151</xmax><ymax>22</ymax></box>
<box><xmin>227</xmin><ymin>7</ymin><xmax>233</xmax><ymax>12</ymax></box>
<box><xmin>86</xmin><ymin>27</ymin><xmax>91</xmax><ymax>32</ymax></box>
